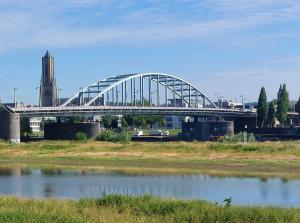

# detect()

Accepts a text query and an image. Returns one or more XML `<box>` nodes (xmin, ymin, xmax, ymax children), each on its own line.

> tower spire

<box><xmin>39</xmin><ymin>50</ymin><xmax>57</xmax><ymax>106</ymax></box>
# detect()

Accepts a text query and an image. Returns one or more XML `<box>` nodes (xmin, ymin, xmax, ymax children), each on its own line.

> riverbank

<box><xmin>0</xmin><ymin>194</ymin><xmax>299</xmax><ymax>223</ymax></box>
<box><xmin>1</xmin><ymin>140</ymin><xmax>300</xmax><ymax>178</ymax></box>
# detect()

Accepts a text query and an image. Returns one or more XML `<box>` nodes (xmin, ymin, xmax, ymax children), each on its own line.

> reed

<box><xmin>0</xmin><ymin>194</ymin><xmax>299</xmax><ymax>223</ymax></box>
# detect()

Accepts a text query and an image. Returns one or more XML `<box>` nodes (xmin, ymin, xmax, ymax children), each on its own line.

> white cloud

<box><xmin>0</xmin><ymin>0</ymin><xmax>300</xmax><ymax>52</ymax></box>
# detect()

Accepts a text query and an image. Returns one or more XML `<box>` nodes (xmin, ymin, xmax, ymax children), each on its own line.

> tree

<box><xmin>257</xmin><ymin>87</ymin><xmax>268</xmax><ymax>128</ymax></box>
<box><xmin>102</xmin><ymin>116</ymin><xmax>113</xmax><ymax>129</ymax></box>
<box><xmin>68</xmin><ymin>116</ymin><xmax>82</xmax><ymax>123</ymax></box>
<box><xmin>267</xmin><ymin>101</ymin><xmax>276</xmax><ymax>127</ymax></box>
<box><xmin>276</xmin><ymin>83</ymin><xmax>289</xmax><ymax>126</ymax></box>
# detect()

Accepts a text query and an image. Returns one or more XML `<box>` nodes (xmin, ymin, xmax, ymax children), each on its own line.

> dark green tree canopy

<box><xmin>257</xmin><ymin>87</ymin><xmax>268</xmax><ymax>128</ymax></box>
<box><xmin>276</xmin><ymin>83</ymin><xmax>289</xmax><ymax>126</ymax></box>
<box><xmin>267</xmin><ymin>101</ymin><xmax>276</xmax><ymax>127</ymax></box>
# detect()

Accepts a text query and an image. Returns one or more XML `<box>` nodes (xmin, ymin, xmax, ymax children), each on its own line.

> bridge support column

<box><xmin>0</xmin><ymin>113</ymin><xmax>20</xmax><ymax>143</ymax></box>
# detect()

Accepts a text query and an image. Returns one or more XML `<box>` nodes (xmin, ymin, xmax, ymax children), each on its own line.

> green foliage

<box><xmin>68</xmin><ymin>116</ymin><xmax>82</xmax><ymax>123</ymax></box>
<box><xmin>257</xmin><ymin>87</ymin><xmax>268</xmax><ymax>128</ymax></box>
<box><xmin>74</xmin><ymin>132</ymin><xmax>87</xmax><ymax>141</ymax></box>
<box><xmin>276</xmin><ymin>84</ymin><xmax>289</xmax><ymax>126</ymax></box>
<box><xmin>124</xmin><ymin>115</ymin><xmax>166</xmax><ymax>129</ymax></box>
<box><xmin>0</xmin><ymin>194</ymin><xmax>298</xmax><ymax>223</ymax></box>
<box><xmin>96</xmin><ymin>131</ymin><xmax>131</xmax><ymax>142</ymax></box>
<box><xmin>101</xmin><ymin>116</ymin><xmax>120</xmax><ymax>129</ymax></box>
<box><xmin>267</xmin><ymin>101</ymin><xmax>276</xmax><ymax>127</ymax></box>
<box><xmin>223</xmin><ymin>132</ymin><xmax>256</xmax><ymax>143</ymax></box>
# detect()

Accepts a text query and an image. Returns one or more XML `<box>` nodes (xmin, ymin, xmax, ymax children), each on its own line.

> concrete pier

<box><xmin>0</xmin><ymin>113</ymin><xmax>20</xmax><ymax>143</ymax></box>
<box><xmin>44</xmin><ymin>122</ymin><xmax>100</xmax><ymax>140</ymax></box>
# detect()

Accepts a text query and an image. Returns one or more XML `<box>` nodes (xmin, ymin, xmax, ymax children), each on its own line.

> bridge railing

<box><xmin>11</xmin><ymin>105</ymin><xmax>256</xmax><ymax>114</ymax></box>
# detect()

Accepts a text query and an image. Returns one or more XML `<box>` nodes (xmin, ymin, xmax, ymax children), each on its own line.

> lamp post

<box><xmin>13</xmin><ymin>88</ymin><xmax>18</xmax><ymax>108</ymax></box>
<box><xmin>35</xmin><ymin>87</ymin><xmax>40</xmax><ymax>107</ymax></box>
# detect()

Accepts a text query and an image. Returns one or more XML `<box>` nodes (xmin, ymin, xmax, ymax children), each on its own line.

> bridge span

<box><xmin>1</xmin><ymin>72</ymin><xmax>259</xmax><ymax>142</ymax></box>
<box><xmin>9</xmin><ymin>72</ymin><xmax>257</xmax><ymax>118</ymax></box>
<box><xmin>11</xmin><ymin>106</ymin><xmax>256</xmax><ymax>118</ymax></box>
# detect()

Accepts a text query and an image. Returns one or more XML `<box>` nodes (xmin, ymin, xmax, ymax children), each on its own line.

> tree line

<box><xmin>257</xmin><ymin>84</ymin><xmax>295</xmax><ymax>128</ymax></box>
<box><xmin>101</xmin><ymin>115</ymin><xmax>166</xmax><ymax>130</ymax></box>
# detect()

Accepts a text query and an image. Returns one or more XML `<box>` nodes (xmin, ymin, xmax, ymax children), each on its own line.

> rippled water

<box><xmin>0</xmin><ymin>167</ymin><xmax>300</xmax><ymax>206</ymax></box>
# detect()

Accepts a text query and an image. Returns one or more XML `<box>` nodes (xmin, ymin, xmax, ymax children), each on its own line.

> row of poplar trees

<box><xmin>257</xmin><ymin>84</ymin><xmax>289</xmax><ymax>128</ymax></box>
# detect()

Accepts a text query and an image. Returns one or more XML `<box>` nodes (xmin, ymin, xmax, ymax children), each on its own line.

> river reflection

<box><xmin>0</xmin><ymin>167</ymin><xmax>300</xmax><ymax>206</ymax></box>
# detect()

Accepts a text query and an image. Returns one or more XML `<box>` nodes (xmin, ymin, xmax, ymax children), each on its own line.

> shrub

<box><xmin>96</xmin><ymin>131</ymin><xmax>131</xmax><ymax>142</ymax></box>
<box><xmin>223</xmin><ymin>132</ymin><xmax>256</xmax><ymax>143</ymax></box>
<box><xmin>74</xmin><ymin>132</ymin><xmax>87</xmax><ymax>141</ymax></box>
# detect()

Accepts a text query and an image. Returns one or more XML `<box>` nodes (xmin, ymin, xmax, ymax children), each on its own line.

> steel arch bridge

<box><xmin>62</xmin><ymin>73</ymin><xmax>217</xmax><ymax>108</ymax></box>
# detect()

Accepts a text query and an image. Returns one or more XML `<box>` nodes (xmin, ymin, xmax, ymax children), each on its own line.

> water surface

<box><xmin>0</xmin><ymin>167</ymin><xmax>300</xmax><ymax>207</ymax></box>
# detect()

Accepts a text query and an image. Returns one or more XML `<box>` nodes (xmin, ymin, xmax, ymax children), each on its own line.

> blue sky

<box><xmin>0</xmin><ymin>0</ymin><xmax>300</xmax><ymax>105</ymax></box>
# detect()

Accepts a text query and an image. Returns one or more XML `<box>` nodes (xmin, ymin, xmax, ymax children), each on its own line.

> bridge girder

<box><xmin>61</xmin><ymin>73</ymin><xmax>217</xmax><ymax>108</ymax></box>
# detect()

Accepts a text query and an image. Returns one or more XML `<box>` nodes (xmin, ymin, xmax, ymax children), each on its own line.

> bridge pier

<box><xmin>0</xmin><ymin>112</ymin><xmax>20</xmax><ymax>143</ymax></box>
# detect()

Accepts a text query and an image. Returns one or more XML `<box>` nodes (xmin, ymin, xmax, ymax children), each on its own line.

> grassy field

<box><xmin>1</xmin><ymin>140</ymin><xmax>300</xmax><ymax>178</ymax></box>
<box><xmin>0</xmin><ymin>194</ymin><xmax>299</xmax><ymax>223</ymax></box>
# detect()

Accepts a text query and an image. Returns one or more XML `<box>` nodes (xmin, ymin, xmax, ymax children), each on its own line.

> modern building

<box><xmin>29</xmin><ymin>117</ymin><xmax>43</xmax><ymax>132</ymax></box>
<box><xmin>29</xmin><ymin>117</ymin><xmax>56</xmax><ymax>132</ymax></box>
<box><xmin>182</xmin><ymin>120</ymin><xmax>234</xmax><ymax>141</ymax></box>
<box><xmin>39</xmin><ymin>51</ymin><xmax>58</xmax><ymax>107</ymax></box>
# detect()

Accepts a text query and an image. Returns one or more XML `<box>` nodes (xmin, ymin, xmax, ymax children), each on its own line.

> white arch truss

<box><xmin>61</xmin><ymin>73</ymin><xmax>218</xmax><ymax>108</ymax></box>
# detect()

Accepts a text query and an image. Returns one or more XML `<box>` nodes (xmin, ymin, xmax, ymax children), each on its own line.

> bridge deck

<box><xmin>11</xmin><ymin>106</ymin><xmax>256</xmax><ymax>118</ymax></box>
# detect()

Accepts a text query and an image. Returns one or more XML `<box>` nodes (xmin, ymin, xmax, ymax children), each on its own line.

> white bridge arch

<box><xmin>61</xmin><ymin>73</ymin><xmax>217</xmax><ymax>108</ymax></box>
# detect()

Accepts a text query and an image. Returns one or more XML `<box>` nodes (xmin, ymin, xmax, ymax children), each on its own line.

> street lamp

<box><xmin>13</xmin><ymin>88</ymin><xmax>18</xmax><ymax>108</ymax></box>
<box><xmin>35</xmin><ymin>87</ymin><xmax>40</xmax><ymax>107</ymax></box>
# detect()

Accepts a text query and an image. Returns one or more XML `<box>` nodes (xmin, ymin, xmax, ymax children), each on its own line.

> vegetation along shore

<box><xmin>1</xmin><ymin>140</ymin><xmax>300</xmax><ymax>179</ymax></box>
<box><xmin>0</xmin><ymin>194</ymin><xmax>299</xmax><ymax>223</ymax></box>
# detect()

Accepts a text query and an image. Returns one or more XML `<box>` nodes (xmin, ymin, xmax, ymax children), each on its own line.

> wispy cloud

<box><xmin>0</xmin><ymin>0</ymin><xmax>300</xmax><ymax>52</ymax></box>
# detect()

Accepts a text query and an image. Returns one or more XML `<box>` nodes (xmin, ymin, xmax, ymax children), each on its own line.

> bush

<box><xmin>74</xmin><ymin>132</ymin><xmax>87</xmax><ymax>141</ymax></box>
<box><xmin>223</xmin><ymin>132</ymin><xmax>256</xmax><ymax>143</ymax></box>
<box><xmin>96</xmin><ymin>131</ymin><xmax>131</xmax><ymax>142</ymax></box>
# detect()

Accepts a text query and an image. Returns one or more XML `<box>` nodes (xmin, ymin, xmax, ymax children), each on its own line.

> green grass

<box><xmin>1</xmin><ymin>140</ymin><xmax>300</xmax><ymax>178</ymax></box>
<box><xmin>0</xmin><ymin>194</ymin><xmax>299</xmax><ymax>223</ymax></box>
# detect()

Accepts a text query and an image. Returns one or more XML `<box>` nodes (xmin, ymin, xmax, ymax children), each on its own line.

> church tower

<box><xmin>39</xmin><ymin>51</ymin><xmax>58</xmax><ymax>107</ymax></box>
